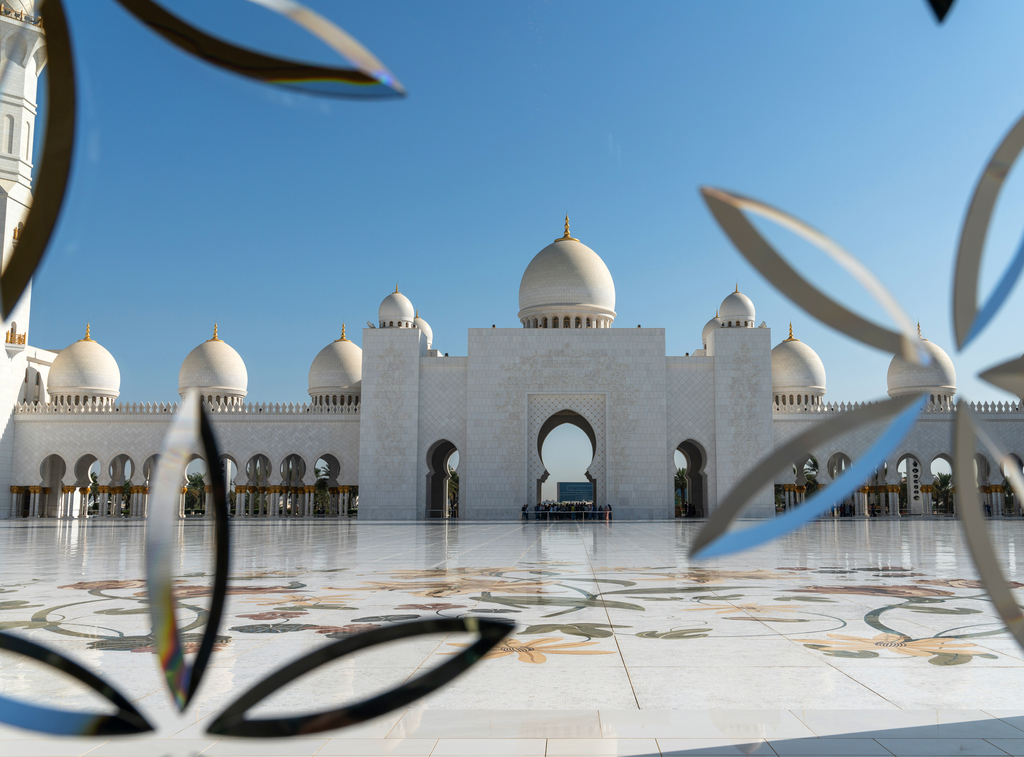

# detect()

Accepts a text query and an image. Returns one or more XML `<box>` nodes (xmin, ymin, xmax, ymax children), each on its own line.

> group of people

<box><xmin>521</xmin><ymin>502</ymin><xmax>613</xmax><ymax>521</ymax></box>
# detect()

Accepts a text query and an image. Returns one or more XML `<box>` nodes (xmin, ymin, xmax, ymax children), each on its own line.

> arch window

<box><xmin>553</xmin><ymin>317</ymin><xmax>559</xmax><ymax>329</ymax></box>
<box><xmin>532</xmin><ymin>318</ymin><xmax>538</xmax><ymax>328</ymax></box>
<box><xmin>542</xmin><ymin>317</ymin><xmax>548</xmax><ymax>328</ymax></box>
<box><xmin>4</xmin><ymin>115</ymin><xmax>12</xmax><ymax>153</ymax></box>
<box><xmin>563</xmin><ymin>316</ymin><xmax>570</xmax><ymax>328</ymax></box>
<box><xmin>575</xmin><ymin>317</ymin><xmax>582</xmax><ymax>328</ymax></box>
<box><xmin>789</xmin><ymin>395</ymin><xmax>794</xmax><ymax>405</ymax></box>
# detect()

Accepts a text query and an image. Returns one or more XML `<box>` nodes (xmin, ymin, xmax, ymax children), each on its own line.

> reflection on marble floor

<box><xmin>4</xmin><ymin>520</ymin><xmax>1024</xmax><ymax>753</ymax></box>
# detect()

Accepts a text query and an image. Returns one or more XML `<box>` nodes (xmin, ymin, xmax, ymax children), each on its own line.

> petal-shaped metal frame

<box><xmin>954</xmin><ymin>402</ymin><xmax>1024</xmax><ymax>647</ymax></box>
<box><xmin>207</xmin><ymin>617</ymin><xmax>513</xmax><ymax>737</ymax></box>
<box><xmin>0</xmin><ymin>0</ymin><xmax>76</xmax><ymax>320</ymax></box>
<box><xmin>146</xmin><ymin>390</ymin><xmax>229</xmax><ymax>710</ymax></box>
<box><xmin>953</xmin><ymin>108</ymin><xmax>1024</xmax><ymax>349</ymax></box>
<box><xmin>0</xmin><ymin>631</ymin><xmax>153</xmax><ymax>735</ymax></box>
<box><xmin>113</xmin><ymin>0</ymin><xmax>404</xmax><ymax>98</ymax></box>
<box><xmin>690</xmin><ymin>394</ymin><xmax>927</xmax><ymax>559</ymax></box>
<box><xmin>700</xmin><ymin>187</ymin><xmax>923</xmax><ymax>363</ymax></box>
<box><xmin>978</xmin><ymin>355</ymin><xmax>1024</xmax><ymax>398</ymax></box>
<box><xmin>927</xmin><ymin>0</ymin><xmax>956</xmax><ymax>23</ymax></box>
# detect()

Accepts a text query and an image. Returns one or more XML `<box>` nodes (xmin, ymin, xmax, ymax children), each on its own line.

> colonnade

<box><xmin>9</xmin><ymin>483</ymin><xmax>359</xmax><ymax>519</ymax></box>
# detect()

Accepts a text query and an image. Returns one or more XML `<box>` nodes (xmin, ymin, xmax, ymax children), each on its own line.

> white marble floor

<box><xmin>2</xmin><ymin>519</ymin><xmax>1024</xmax><ymax>756</ymax></box>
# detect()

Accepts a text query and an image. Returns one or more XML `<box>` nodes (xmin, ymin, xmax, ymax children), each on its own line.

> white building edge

<box><xmin>2</xmin><ymin>10</ymin><xmax>1023</xmax><ymax>521</ymax></box>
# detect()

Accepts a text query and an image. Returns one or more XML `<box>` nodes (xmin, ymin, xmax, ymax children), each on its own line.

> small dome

<box><xmin>720</xmin><ymin>287</ymin><xmax>755</xmax><ymax>326</ymax></box>
<box><xmin>772</xmin><ymin>325</ymin><xmax>826</xmax><ymax>395</ymax></box>
<box><xmin>413</xmin><ymin>311</ymin><xmax>433</xmax><ymax>349</ymax></box>
<box><xmin>379</xmin><ymin>287</ymin><xmax>415</xmax><ymax>327</ymax></box>
<box><xmin>309</xmin><ymin>324</ymin><xmax>363</xmax><ymax>397</ymax></box>
<box><xmin>887</xmin><ymin>331</ymin><xmax>956</xmax><ymax>399</ymax></box>
<box><xmin>48</xmin><ymin>325</ymin><xmax>120</xmax><ymax>401</ymax></box>
<box><xmin>518</xmin><ymin>218</ymin><xmax>616</xmax><ymax>325</ymax></box>
<box><xmin>179</xmin><ymin>325</ymin><xmax>247</xmax><ymax>400</ymax></box>
<box><xmin>702</xmin><ymin>313</ymin><xmax>721</xmax><ymax>348</ymax></box>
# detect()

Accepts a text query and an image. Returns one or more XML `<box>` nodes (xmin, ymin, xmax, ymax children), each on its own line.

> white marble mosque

<box><xmin>1</xmin><ymin>5</ymin><xmax>1023</xmax><ymax>523</ymax></box>
<box><xmin>4</xmin><ymin>214</ymin><xmax>1024</xmax><ymax>522</ymax></box>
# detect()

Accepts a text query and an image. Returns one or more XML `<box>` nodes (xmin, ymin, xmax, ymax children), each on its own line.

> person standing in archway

<box><xmin>605</xmin><ymin>503</ymin><xmax>613</xmax><ymax>521</ymax></box>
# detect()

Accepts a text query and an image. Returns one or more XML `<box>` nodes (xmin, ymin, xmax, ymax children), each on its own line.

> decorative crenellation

<box><xmin>16</xmin><ymin>400</ymin><xmax>361</xmax><ymax>415</ymax></box>
<box><xmin>774</xmin><ymin>399</ymin><xmax>1023</xmax><ymax>415</ymax></box>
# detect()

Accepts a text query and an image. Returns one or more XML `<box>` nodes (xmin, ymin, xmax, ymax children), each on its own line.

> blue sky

<box><xmin>25</xmin><ymin>1</ymin><xmax>1024</xmax><ymax>491</ymax></box>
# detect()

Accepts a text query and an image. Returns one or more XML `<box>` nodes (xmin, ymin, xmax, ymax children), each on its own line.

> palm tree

<box><xmin>674</xmin><ymin>467</ymin><xmax>688</xmax><ymax>499</ymax></box>
<box><xmin>89</xmin><ymin>471</ymin><xmax>100</xmax><ymax>516</ymax></box>
<box><xmin>447</xmin><ymin>467</ymin><xmax>459</xmax><ymax>516</ymax></box>
<box><xmin>185</xmin><ymin>472</ymin><xmax>205</xmax><ymax>515</ymax></box>
<box><xmin>803</xmin><ymin>456</ymin><xmax>820</xmax><ymax>497</ymax></box>
<box><xmin>313</xmin><ymin>465</ymin><xmax>330</xmax><ymax>515</ymax></box>
<box><xmin>933</xmin><ymin>472</ymin><xmax>953</xmax><ymax>515</ymax></box>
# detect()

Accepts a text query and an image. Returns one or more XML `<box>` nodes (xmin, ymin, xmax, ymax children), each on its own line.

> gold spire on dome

<box><xmin>917</xmin><ymin>322</ymin><xmax>928</xmax><ymax>342</ymax></box>
<box><xmin>735</xmin><ymin>283</ymin><xmax>739</xmax><ymax>293</ymax></box>
<box><xmin>556</xmin><ymin>215</ymin><xmax>578</xmax><ymax>242</ymax></box>
<box><xmin>80</xmin><ymin>323</ymin><xmax>92</xmax><ymax>342</ymax></box>
<box><xmin>395</xmin><ymin>283</ymin><xmax>400</xmax><ymax>294</ymax></box>
<box><xmin>336</xmin><ymin>323</ymin><xmax>349</xmax><ymax>342</ymax></box>
<box><xmin>784</xmin><ymin>322</ymin><xmax>799</xmax><ymax>342</ymax></box>
<box><xmin>209</xmin><ymin>323</ymin><xmax>221</xmax><ymax>342</ymax></box>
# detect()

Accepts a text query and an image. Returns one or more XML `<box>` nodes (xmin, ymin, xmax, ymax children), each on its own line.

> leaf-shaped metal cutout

<box><xmin>146</xmin><ymin>390</ymin><xmax>229</xmax><ymax>710</ymax></box>
<box><xmin>953</xmin><ymin>109</ymin><xmax>1024</xmax><ymax>349</ymax></box>
<box><xmin>207</xmin><ymin>617</ymin><xmax>513</xmax><ymax>737</ymax></box>
<box><xmin>0</xmin><ymin>0</ymin><xmax>76</xmax><ymax>320</ymax></box>
<box><xmin>700</xmin><ymin>187</ymin><xmax>923</xmax><ymax>363</ymax></box>
<box><xmin>113</xmin><ymin>0</ymin><xmax>404</xmax><ymax>98</ymax></box>
<box><xmin>927</xmin><ymin>0</ymin><xmax>956</xmax><ymax>23</ymax></box>
<box><xmin>978</xmin><ymin>355</ymin><xmax>1024</xmax><ymax>398</ymax></box>
<box><xmin>690</xmin><ymin>394</ymin><xmax>927</xmax><ymax>560</ymax></box>
<box><xmin>954</xmin><ymin>403</ymin><xmax>1024</xmax><ymax>649</ymax></box>
<box><xmin>0</xmin><ymin>631</ymin><xmax>153</xmax><ymax>735</ymax></box>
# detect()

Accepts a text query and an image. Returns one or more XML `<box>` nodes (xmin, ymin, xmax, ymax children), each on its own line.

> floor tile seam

<box><xmin>382</xmin><ymin>708</ymin><xmax>411</xmax><ymax>739</ymax></box>
<box><xmin>981</xmin><ymin>712</ymin><xmax>1024</xmax><ymax>735</ymax></box>
<box><xmin>581</xmin><ymin>525</ymin><xmax>640</xmax><ymax>710</ymax></box>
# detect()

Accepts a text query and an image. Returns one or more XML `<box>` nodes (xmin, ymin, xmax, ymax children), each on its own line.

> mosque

<box><xmin>4</xmin><ymin>215</ymin><xmax>1024</xmax><ymax>522</ymax></box>
<box><xmin>1</xmin><ymin>6</ymin><xmax>1022</xmax><ymax>522</ymax></box>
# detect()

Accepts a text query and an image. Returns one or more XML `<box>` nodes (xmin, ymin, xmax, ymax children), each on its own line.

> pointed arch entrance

<box><xmin>426</xmin><ymin>440</ymin><xmax>458</xmax><ymax>518</ymax></box>
<box><xmin>674</xmin><ymin>440</ymin><xmax>707</xmax><ymax>517</ymax></box>
<box><xmin>535</xmin><ymin>410</ymin><xmax>598</xmax><ymax>506</ymax></box>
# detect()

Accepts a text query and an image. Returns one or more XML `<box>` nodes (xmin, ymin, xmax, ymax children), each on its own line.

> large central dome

<box><xmin>518</xmin><ymin>218</ymin><xmax>616</xmax><ymax>328</ymax></box>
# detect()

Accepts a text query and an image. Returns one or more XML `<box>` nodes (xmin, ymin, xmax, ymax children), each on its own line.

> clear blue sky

<box><xmin>26</xmin><ymin>1</ymin><xmax>1024</xmax><ymax>490</ymax></box>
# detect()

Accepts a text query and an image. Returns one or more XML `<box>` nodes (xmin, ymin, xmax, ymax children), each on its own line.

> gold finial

<box><xmin>917</xmin><ymin>322</ymin><xmax>928</xmax><ymax>342</ymax></box>
<box><xmin>395</xmin><ymin>283</ymin><xmax>399</xmax><ymax>294</ymax></box>
<box><xmin>415</xmin><ymin>309</ymin><xmax>419</xmax><ymax>318</ymax></box>
<box><xmin>735</xmin><ymin>283</ymin><xmax>739</xmax><ymax>293</ymax></box>
<box><xmin>556</xmin><ymin>215</ymin><xmax>578</xmax><ymax>242</ymax></box>
<box><xmin>784</xmin><ymin>322</ymin><xmax>799</xmax><ymax>342</ymax></box>
<box><xmin>81</xmin><ymin>323</ymin><xmax>92</xmax><ymax>342</ymax></box>
<box><xmin>209</xmin><ymin>323</ymin><xmax>221</xmax><ymax>342</ymax></box>
<box><xmin>337</xmin><ymin>323</ymin><xmax>349</xmax><ymax>342</ymax></box>
<box><xmin>715</xmin><ymin>309</ymin><xmax>719</xmax><ymax>318</ymax></box>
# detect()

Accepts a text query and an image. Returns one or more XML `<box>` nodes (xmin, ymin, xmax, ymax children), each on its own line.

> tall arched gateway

<box><xmin>426</xmin><ymin>440</ymin><xmax>458</xmax><ymax>518</ymax></box>
<box><xmin>528</xmin><ymin>398</ymin><xmax>606</xmax><ymax>507</ymax></box>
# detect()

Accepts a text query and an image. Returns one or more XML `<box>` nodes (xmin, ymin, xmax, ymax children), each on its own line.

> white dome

<box><xmin>887</xmin><ymin>336</ymin><xmax>956</xmax><ymax>399</ymax></box>
<box><xmin>178</xmin><ymin>325</ymin><xmax>247</xmax><ymax>399</ymax></box>
<box><xmin>308</xmin><ymin>326</ymin><xmax>362</xmax><ymax>396</ymax></box>
<box><xmin>701</xmin><ymin>315</ymin><xmax>721</xmax><ymax>348</ymax></box>
<box><xmin>518</xmin><ymin>220</ymin><xmax>616</xmax><ymax>324</ymax></box>
<box><xmin>413</xmin><ymin>312</ymin><xmax>433</xmax><ymax>349</ymax></box>
<box><xmin>379</xmin><ymin>288</ymin><xmax>415</xmax><ymax>327</ymax></box>
<box><xmin>772</xmin><ymin>327</ymin><xmax>826</xmax><ymax>395</ymax></box>
<box><xmin>48</xmin><ymin>325</ymin><xmax>120</xmax><ymax>400</ymax></box>
<box><xmin>720</xmin><ymin>288</ymin><xmax>755</xmax><ymax>326</ymax></box>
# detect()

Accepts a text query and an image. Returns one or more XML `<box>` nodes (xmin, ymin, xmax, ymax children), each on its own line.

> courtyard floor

<box><xmin>3</xmin><ymin>519</ymin><xmax>1024</xmax><ymax>756</ymax></box>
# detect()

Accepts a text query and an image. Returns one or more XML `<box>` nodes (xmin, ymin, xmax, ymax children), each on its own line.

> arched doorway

<box><xmin>537</xmin><ymin>411</ymin><xmax>597</xmax><ymax>508</ymax></box>
<box><xmin>426</xmin><ymin>440</ymin><xmax>458</xmax><ymax>518</ymax></box>
<box><xmin>675</xmin><ymin>440</ymin><xmax>707</xmax><ymax>517</ymax></box>
<box><xmin>38</xmin><ymin>455</ymin><xmax>66</xmax><ymax>518</ymax></box>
